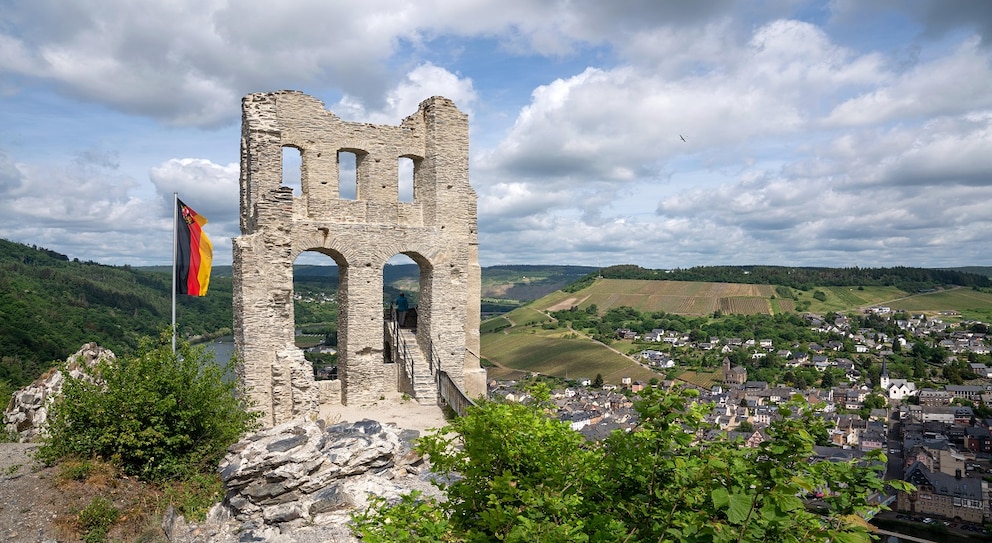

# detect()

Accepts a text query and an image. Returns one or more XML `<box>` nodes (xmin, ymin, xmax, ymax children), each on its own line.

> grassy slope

<box><xmin>481</xmin><ymin>306</ymin><xmax>658</xmax><ymax>384</ymax></box>
<box><xmin>801</xmin><ymin>285</ymin><xmax>992</xmax><ymax>320</ymax></box>
<box><xmin>798</xmin><ymin>286</ymin><xmax>905</xmax><ymax>314</ymax></box>
<box><xmin>482</xmin><ymin>328</ymin><xmax>658</xmax><ymax>383</ymax></box>
<box><xmin>530</xmin><ymin>279</ymin><xmax>992</xmax><ymax>320</ymax></box>
<box><xmin>885</xmin><ymin>288</ymin><xmax>992</xmax><ymax>321</ymax></box>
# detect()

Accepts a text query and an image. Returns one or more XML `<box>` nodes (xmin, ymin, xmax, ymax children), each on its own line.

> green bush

<box><xmin>353</xmin><ymin>387</ymin><xmax>907</xmax><ymax>542</ymax></box>
<box><xmin>58</xmin><ymin>459</ymin><xmax>101</xmax><ymax>481</ymax></box>
<box><xmin>37</xmin><ymin>332</ymin><xmax>259</xmax><ymax>481</ymax></box>
<box><xmin>0</xmin><ymin>378</ymin><xmax>15</xmax><ymax>443</ymax></box>
<box><xmin>77</xmin><ymin>497</ymin><xmax>120</xmax><ymax>543</ymax></box>
<box><xmin>161</xmin><ymin>472</ymin><xmax>225</xmax><ymax>521</ymax></box>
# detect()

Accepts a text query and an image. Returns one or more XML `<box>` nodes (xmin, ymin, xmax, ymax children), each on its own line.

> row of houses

<box><xmin>626</xmin><ymin>311</ymin><xmax>990</xmax><ymax>371</ymax></box>
<box><xmin>894</xmin><ymin>416</ymin><xmax>992</xmax><ymax>524</ymax></box>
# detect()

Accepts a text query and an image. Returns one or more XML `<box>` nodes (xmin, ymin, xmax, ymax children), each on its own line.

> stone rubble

<box><xmin>3</xmin><ymin>342</ymin><xmax>115</xmax><ymax>442</ymax></box>
<box><xmin>163</xmin><ymin>418</ymin><xmax>444</xmax><ymax>543</ymax></box>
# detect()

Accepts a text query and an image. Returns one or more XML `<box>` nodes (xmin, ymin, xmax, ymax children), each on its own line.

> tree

<box><xmin>593</xmin><ymin>373</ymin><xmax>604</xmax><ymax>388</ymax></box>
<box><xmin>353</xmin><ymin>387</ymin><xmax>903</xmax><ymax>542</ymax></box>
<box><xmin>37</xmin><ymin>332</ymin><xmax>260</xmax><ymax>481</ymax></box>
<box><xmin>820</xmin><ymin>369</ymin><xmax>837</xmax><ymax>388</ymax></box>
<box><xmin>862</xmin><ymin>394</ymin><xmax>887</xmax><ymax>410</ymax></box>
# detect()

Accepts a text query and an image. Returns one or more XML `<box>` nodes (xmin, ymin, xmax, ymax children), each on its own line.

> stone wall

<box><xmin>235</xmin><ymin>91</ymin><xmax>485</xmax><ymax>426</ymax></box>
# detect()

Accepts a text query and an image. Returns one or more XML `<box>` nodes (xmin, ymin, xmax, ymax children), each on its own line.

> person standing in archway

<box><xmin>395</xmin><ymin>292</ymin><xmax>409</xmax><ymax>327</ymax></box>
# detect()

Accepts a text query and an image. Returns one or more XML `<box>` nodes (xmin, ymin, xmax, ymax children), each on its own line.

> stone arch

<box><xmin>234</xmin><ymin>91</ymin><xmax>486</xmax><ymax>426</ymax></box>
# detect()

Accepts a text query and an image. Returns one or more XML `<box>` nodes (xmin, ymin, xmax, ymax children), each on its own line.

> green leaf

<box><xmin>711</xmin><ymin>487</ymin><xmax>729</xmax><ymax>509</ymax></box>
<box><xmin>727</xmin><ymin>493</ymin><xmax>752</xmax><ymax>524</ymax></box>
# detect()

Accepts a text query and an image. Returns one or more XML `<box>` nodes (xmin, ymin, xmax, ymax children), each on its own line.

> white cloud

<box><xmin>333</xmin><ymin>63</ymin><xmax>478</xmax><ymax>123</ymax></box>
<box><xmin>2</xmin><ymin>1</ymin><xmax>992</xmax><ymax>269</ymax></box>
<box><xmin>826</xmin><ymin>38</ymin><xmax>992</xmax><ymax>126</ymax></box>
<box><xmin>149</xmin><ymin>158</ymin><xmax>240</xmax><ymax>222</ymax></box>
<box><xmin>0</xmin><ymin>150</ymin><xmax>164</xmax><ymax>263</ymax></box>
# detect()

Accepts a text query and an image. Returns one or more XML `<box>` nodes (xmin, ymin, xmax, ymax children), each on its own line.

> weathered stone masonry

<box><xmin>234</xmin><ymin>91</ymin><xmax>486</xmax><ymax>426</ymax></box>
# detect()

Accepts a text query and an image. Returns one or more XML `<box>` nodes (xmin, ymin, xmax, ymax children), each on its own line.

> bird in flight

<box><xmin>680</xmin><ymin>135</ymin><xmax>686</xmax><ymax>142</ymax></box>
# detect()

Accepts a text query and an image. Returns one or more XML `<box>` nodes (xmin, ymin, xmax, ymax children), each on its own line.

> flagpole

<box><xmin>172</xmin><ymin>192</ymin><xmax>178</xmax><ymax>353</ymax></box>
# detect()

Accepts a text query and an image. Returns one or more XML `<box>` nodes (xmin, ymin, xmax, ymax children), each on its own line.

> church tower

<box><xmin>879</xmin><ymin>358</ymin><xmax>890</xmax><ymax>391</ymax></box>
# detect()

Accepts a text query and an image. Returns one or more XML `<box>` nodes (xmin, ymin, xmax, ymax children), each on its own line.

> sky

<box><xmin>2</xmin><ymin>1</ymin><xmax>992</xmax><ymax>270</ymax></box>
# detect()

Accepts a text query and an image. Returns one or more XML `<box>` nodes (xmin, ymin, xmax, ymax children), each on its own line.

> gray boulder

<box><xmin>3</xmin><ymin>343</ymin><xmax>115</xmax><ymax>442</ymax></box>
<box><xmin>164</xmin><ymin>418</ymin><xmax>443</xmax><ymax>543</ymax></box>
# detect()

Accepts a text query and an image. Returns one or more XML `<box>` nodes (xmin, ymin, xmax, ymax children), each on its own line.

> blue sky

<box><xmin>1</xmin><ymin>0</ymin><xmax>992</xmax><ymax>269</ymax></box>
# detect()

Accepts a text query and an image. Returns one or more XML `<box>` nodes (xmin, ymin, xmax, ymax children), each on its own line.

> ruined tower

<box><xmin>234</xmin><ymin>91</ymin><xmax>486</xmax><ymax>426</ymax></box>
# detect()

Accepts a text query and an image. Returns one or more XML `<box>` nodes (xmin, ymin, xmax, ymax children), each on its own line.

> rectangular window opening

<box><xmin>338</xmin><ymin>151</ymin><xmax>357</xmax><ymax>200</ymax></box>
<box><xmin>282</xmin><ymin>147</ymin><xmax>302</xmax><ymax>196</ymax></box>
<box><xmin>398</xmin><ymin>157</ymin><xmax>414</xmax><ymax>202</ymax></box>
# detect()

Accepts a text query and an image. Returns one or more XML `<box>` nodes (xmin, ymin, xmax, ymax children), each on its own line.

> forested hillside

<box><xmin>0</xmin><ymin>241</ymin><xmax>589</xmax><ymax>389</ymax></box>
<box><xmin>0</xmin><ymin>239</ymin><xmax>231</xmax><ymax>388</ymax></box>
<box><xmin>567</xmin><ymin>264</ymin><xmax>992</xmax><ymax>292</ymax></box>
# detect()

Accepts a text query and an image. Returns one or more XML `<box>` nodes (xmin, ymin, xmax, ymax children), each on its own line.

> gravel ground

<box><xmin>0</xmin><ymin>443</ymin><xmax>66</xmax><ymax>543</ymax></box>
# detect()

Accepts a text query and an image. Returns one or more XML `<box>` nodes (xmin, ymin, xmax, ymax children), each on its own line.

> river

<box><xmin>202</xmin><ymin>336</ymin><xmax>235</xmax><ymax>363</ymax></box>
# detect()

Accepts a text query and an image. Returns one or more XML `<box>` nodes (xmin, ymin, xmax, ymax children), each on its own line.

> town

<box><xmin>489</xmin><ymin>305</ymin><xmax>992</xmax><ymax>537</ymax></box>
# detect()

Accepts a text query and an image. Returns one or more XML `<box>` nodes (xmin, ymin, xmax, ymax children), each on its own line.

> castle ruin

<box><xmin>233</xmin><ymin>91</ymin><xmax>486</xmax><ymax>426</ymax></box>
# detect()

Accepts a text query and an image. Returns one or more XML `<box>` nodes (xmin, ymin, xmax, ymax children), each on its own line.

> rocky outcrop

<box><xmin>163</xmin><ymin>418</ymin><xmax>443</xmax><ymax>543</ymax></box>
<box><xmin>3</xmin><ymin>343</ymin><xmax>115</xmax><ymax>442</ymax></box>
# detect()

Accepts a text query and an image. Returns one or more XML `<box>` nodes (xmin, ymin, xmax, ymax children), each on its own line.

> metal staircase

<box><xmin>385</xmin><ymin>307</ymin><xmax>477</xmax><ymax>415</ymax></box>
<box><xmin>395</xmin><ymin>327</ymin><xmax>437</xmax><ymax>403</ymax></box>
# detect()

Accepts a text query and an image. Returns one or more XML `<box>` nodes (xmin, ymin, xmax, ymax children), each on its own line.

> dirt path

<box><xmin>0</xmin><ymin>443</ymin><xmax>65</xmax><ymax>543</ymax></box>
<box><xmin>0</xmin><ymin>443</ymin><xmax>156</xmax><ymax>543</ymax></box>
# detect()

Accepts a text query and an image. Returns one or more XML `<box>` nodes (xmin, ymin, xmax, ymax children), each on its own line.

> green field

<box><xmin>501</xmin><ymin>306</ymin><xmax>555</xmax><ymax>326</ymax></box>
<box><xmin>480</xmin><ymin>316</ymin><xmax>513</xmax><ymax>333</ymax></box>
<box><xmin>883</xmin><ymin>287</ymin><xmax>992</xmax><ymax>321</ymax></box>
<box><xmin>797</xmin><ymin>285</ymin><xmax>906</xmax><ymax>313</ymax></box>
<box><xmin>676</xmin><ymin>370</ymin><xmax>722</xmax><ymax>389</ymax></box>
<box><xmin>481</xmin><ymin>327</ymin><xmax>658</xmax><ymax>385</ymax></box>
<box><xmin>796</xmin><ymin>285</ymin><xmax>992</xmax><ymax>320</ymax></box>
<box><xmin>529</xmin><ymin>280</ymin><xmax>992</xmax><ymax>318</ymax></box>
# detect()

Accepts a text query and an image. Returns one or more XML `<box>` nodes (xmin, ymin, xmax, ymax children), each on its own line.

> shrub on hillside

<box><xmin>353</xmin><ymin>386</ymin><xmax>908</xmax><ymax>542</ymax></box>
<box><xmin>36</xmin><ymin>332</ymin><xmax>259</xmax><ymax>480</ymax></box>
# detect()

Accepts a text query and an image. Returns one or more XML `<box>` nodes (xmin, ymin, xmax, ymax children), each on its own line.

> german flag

<box><xmin>176</xmin><ymin>199</ymin><xmax>213</xmax><ymax>296</ymax></box>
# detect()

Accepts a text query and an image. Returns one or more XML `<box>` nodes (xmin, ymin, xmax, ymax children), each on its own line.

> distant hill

<box><xmin>0</xmin><ymin>239</ymin><xmax>232</xmax><ymax>388</ymax></box>
<box><xmin>945</xmin><ymin>266</ymin><xmax>992</xmax><ymax>278</ymax></box>
<box><xmin>480</xmin><ymin>265</ymin><xmax>598</xmax><ymax>300</ymax></box>
<box><xmin>566</xmin><ymin>264</ymin><xmax>992</xmax><ymax>293</ymax></box>
<box><xmin>481</xmin><ymin>275</ymin><xmax>992</xmax><ymax>382</ymax></box>
<box><xmin>139</xmin><ymin>264</ymin><xmax>233</xmax><ymax>278</ymax></box>
<box><xmin>137</xmin><ymin>263</ymin><xmax>595</xmax><ymax>302</ymax></box>
<box><xmin>532</xmin><ymin>277</ymin><xmax>992</xmax><ymax>321</ymax></box>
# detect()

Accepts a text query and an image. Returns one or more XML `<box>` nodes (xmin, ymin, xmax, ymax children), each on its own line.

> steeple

<box><xmin>879</xmin><ymin>357</ymin><xmax>890</xmax><ymax>391</ymax></box>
